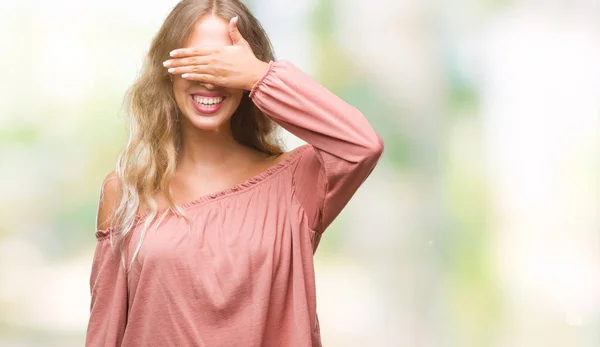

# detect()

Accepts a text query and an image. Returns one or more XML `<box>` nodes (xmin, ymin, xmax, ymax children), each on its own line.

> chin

<box><xmin>186</xmin><ymin>114</ymin><xmax>231</xmax><ymax>132</ymax></box>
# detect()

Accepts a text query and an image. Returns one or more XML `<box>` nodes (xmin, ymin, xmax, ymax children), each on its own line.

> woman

<box><xmin>87</xmin><ymin>0</ymin><xmax>383</xmax><ymax>346</ymax></box>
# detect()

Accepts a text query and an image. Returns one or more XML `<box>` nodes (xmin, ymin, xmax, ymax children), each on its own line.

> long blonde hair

<box><xmin>109</xmin><ymin>0</ymin><xmax>283</xmax><ymax>268</ymax></box>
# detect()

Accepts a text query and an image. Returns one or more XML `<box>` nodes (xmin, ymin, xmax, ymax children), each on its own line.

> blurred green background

<box><xmin>1</xmin><ymin>0</ymin><xmax>599</xmax><ymax>346</ymax></box>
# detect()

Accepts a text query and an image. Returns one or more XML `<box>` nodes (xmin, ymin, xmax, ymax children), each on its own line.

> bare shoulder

<box><xmin>236</xmin><ymin>145</ymin><xmax>308</xmax><ymax>181</ymax></box>
<box><xmin>97</xmin><ymin>170</ymin><xmax>122</xmax><ymax>231</ymax></box>
<box><xmin>270</xmin><ymin>144</ymin><xmax>310</xmax><ymax>166</ymax></box>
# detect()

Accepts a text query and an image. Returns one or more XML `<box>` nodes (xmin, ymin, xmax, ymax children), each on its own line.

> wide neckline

<box><xmin>133</xmin><ymin>144</ymin><xmax>311</xmax><ymax>223</ymax></box>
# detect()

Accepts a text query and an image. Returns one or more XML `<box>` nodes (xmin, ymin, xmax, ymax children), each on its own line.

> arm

<box><xmin>250</xmin><ymin>60</ymin><xmax>384</xmax><ymax>234</ymax></box>
<box><xmin>86</xmin><ymin>171</ymin><xmax>128</xmax><ymax>347</ymax></box>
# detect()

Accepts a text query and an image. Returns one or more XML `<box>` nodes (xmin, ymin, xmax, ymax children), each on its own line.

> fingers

<box><xmin>228</xmin><ymin>16</ymin><xmax>246</xmax><ymax>46</ymax></box>
<box><xmin>180</xmin><ymin>73</ymin><xmax>217</xmax><ymax>83</ymax></box>
<box><xmin>167</xmin><ymin>64</ymin><xmax>213</xmax><ymax>75</ymax></box>
<box><xmin>169</xmin><ymin>46</ymin><xmax>219</xmax><ymax>58</ymax></box>
<box><xmin>163</xmin><ymin>55</ymin><xmax>211</xmax><ymax>68</ymax></box>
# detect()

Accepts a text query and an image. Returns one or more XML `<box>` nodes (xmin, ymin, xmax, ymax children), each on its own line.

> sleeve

<box><xmin>249</xmin><ymin>60</ymin><xmax>384</xmax><ymax>234</ymax></box>
<box><xmin>85</xmin><ymin>229</ymin><xmax>128</xmax><ymax>347</ymax></box>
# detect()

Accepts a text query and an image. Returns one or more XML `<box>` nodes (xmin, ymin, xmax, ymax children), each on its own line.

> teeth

<box><xmin>193</xmin><ymin>96</ymin><xmax>223</xmax><ymax>106</ymax></box>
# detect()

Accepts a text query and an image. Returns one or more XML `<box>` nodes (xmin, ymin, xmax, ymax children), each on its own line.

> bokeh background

<box><xmin>1</xmin><ymin>0</ymin><xmax>599</xmax><ymax>346</ymax></box>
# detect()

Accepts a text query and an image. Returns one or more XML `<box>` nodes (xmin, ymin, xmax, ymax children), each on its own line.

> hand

<box><xmin>163</xmin><ymin>16</ymin><xmax>270</xmax><ymax>91</ymax></box>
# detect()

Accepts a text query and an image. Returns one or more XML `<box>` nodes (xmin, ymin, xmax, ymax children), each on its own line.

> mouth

<box><xmin>190</xmin><ymin>94</ymin><xmax>226</xmax><ymax>115</ymax></box>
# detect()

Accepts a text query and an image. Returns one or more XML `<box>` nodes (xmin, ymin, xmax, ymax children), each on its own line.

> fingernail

<box><xmin>169</xmin><ymin>51</ymin><xmax>177</xmax><ymax>57</ymax></box>
<box><xmin>163</xmin><ymin>61</ymin><xmax>171</xmax><ymax>67</ymax></box>
<box><xmin>182</xmin><ymin>73</ymin><xmax>189</xmax><ymax>78</ymax></box>
<box><xmin>168</xmin><ymin>68</ymin><xmax>175</xmax><ymax>73</ymax></box>
<box><xmin>232</xmin><ymin>16</ymin><xmax>238</xmax><ymax>23</ymax></box>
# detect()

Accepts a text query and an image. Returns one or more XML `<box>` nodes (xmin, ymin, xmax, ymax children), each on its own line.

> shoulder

<box><xmin>101</xmin><ymin>171</ymin><xmax>120</xmax><ymax>194</ymax></box>
<box><xmin>241</xmin><ymin>144</ymin><xmax>310</xmax><ymax>176</ymax></box>
<box><xmin>97</xmin><ymin>171</ymin><xmax>122</xmax><ymax>231</ymax></box>
<box><xmin>270</xmin><ymin>144</ymin><xmax>312</xmax><ymax>166</ymax></box>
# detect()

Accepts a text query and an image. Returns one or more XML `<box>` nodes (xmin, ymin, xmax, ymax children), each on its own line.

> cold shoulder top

<box><xmin>86</xmin><ymin>60</ymin><xmax>384</xmax><ymax>347</ymax></box>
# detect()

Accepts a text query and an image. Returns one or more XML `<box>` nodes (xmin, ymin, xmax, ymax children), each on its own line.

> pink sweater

<box><xmin>86</xmin><ymin>60</ymin><xmax>384</xmax><ymax>347</ymax></box>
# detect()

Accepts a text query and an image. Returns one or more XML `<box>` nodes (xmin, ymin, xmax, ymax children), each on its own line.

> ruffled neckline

<box><xmin>133</xmin><ymin>144</ymin><xmax>311</xmax><ymax>224</ymax></box>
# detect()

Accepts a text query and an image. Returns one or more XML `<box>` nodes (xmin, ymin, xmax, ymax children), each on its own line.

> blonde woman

<box><xmin>87</xmin><ymin>0</ymin><xmax>383</xmax><ymax>346</ymax></box>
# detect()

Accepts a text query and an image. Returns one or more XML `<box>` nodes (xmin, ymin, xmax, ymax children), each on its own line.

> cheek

<box><xmin>172</xmin><ymin>78</ymin><xmax>188</xmax><ymax>94</ymax></box>
<box><xmin>172</xmin><ymin>79</ymin><xmax>191</xmax><ymax>105</ymax></box>
<box><xmin>226</xmin><ymin>91</ymin><xmax>244</xmax><ymax>111</ymax></box>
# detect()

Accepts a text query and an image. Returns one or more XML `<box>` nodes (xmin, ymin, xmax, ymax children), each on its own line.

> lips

<box><xmin>190</xmin><ymin>94</ymin><xmax>225</xmax><ymax>115</ymax></box>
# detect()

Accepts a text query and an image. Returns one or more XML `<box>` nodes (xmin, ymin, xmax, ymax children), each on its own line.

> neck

<box><xmin>177</xmin><ymin>122</ymin><xmax>244</xmax><ymax>170</ymax></box>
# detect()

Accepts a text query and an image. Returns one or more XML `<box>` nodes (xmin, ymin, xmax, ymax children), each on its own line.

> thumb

<box><xmin>228</xmin><ymin>16</ymin><xmax>246</xmax><ymax>46</ymax></box>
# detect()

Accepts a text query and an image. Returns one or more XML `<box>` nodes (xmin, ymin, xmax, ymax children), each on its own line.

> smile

<box><xmin>190</xmin><ymin>94</ymin><xmax>225</xmax><ymax>115</ymax></box>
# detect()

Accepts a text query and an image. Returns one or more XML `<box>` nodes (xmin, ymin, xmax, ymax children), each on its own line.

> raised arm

<box><xmin>250</xmin><ymin>60</ymin><xmax>384</xmax><ymax>234</ymax></box>
<box><xmin>164</xmin><ymin>20</ymin><xmax>383</xmax><ymax>236</ymax></box>
<box><xmin>86</xmin><ymin>171</ymin><xmax>128</xmax><ymax>347</ymax></box>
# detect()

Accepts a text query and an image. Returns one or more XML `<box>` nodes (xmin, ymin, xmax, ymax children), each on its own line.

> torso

<box><xmin>118</xmin><ymin>144</ymin><xmax>322</xmax><ymax>346</ymax></box>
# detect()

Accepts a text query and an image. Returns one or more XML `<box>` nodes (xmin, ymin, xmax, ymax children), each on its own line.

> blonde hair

<box><xmin>108</xmin><ymin>0</ymin><xmax>283</xmax><ymax>269</ymax></box>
